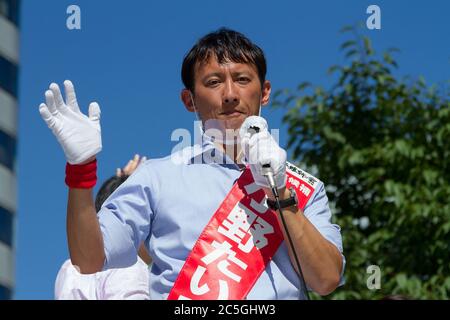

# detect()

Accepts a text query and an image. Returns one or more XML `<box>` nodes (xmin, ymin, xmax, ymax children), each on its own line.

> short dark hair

<box><xmin>95</xmin><ymin>175</ymin><xmax>128</xmax><ymax>212</ymax></box>
<box><xmin>181</xmin><ymin>28</ymin><xmax>267</xmax><ymax>93</ymax></box>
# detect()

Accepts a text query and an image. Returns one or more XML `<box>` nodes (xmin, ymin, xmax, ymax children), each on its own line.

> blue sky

<box><xmin>15</xmin><ymin>0</ymin><xmax>449</xmax><ymax>299</ymax></box>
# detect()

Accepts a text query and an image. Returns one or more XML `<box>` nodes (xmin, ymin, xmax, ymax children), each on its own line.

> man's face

<box><xmin>182</xmin><ymin>55</ymin><xmax>271</xmax><ymax>131</ymax></box>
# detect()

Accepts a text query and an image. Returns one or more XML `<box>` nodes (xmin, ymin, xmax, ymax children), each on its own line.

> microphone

<box><xmin>239</xmin><ymin>116</ymin><xmax>279</xmax><ymax>198</ymax></box>
<box><xmin>239</xmin><ymin>116</ymin><xmax>268</xmax><ymax>138</ymax></box>
<box><xmin>240</xmin><ymin>116</ymin><xmax>309</xmax><ymax>300</ymax></box>
<box><xmin>262</xmin><ymin>164</ymin><xmax>279</xmax><ymax>198</ymax></box>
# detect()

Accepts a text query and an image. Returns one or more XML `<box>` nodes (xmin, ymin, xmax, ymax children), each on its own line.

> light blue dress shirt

<box><xmin>98</xmin><ymin>137</ymin><xmax>345</xmax><ymax>299</ymax></box>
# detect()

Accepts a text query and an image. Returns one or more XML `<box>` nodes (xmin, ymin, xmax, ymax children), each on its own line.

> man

<box><xmin>39</xmin><ymin>28</ymin><xmax>344</xmax><ymax>299</ymax></box>
<box><xmin>54</xmin><ymin>155</ymin><xmax>151</xmax><ymax>300</ymax></box>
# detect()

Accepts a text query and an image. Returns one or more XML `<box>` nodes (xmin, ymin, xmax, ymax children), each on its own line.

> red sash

<box><xmin>168</xmin><ymin>162</ymin><xmax>320</xmax><ymax>300</ymax></box>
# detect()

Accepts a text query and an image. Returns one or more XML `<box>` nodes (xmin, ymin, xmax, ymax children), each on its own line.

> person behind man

<box><xmin>54</xmin><ymin>155</ymin><xmax>151</xmax><ymax>300</ymax></box>
<box><xmin>39</xmin><ymin>28</ymin><xmax>345</xmax><ymax>300</ymax></box>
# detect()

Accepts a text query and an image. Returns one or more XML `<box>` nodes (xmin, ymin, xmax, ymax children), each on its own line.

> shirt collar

<box><xmin>189</xmin><ymin>133</ymin><xmax>245</xmax><ymax>168</ymax></box>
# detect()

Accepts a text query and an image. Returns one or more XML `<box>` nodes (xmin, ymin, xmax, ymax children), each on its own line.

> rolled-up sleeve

<box><xmin>303</xmin><ymin>182</ymin><xmax>346</xmax><ymax>284</ymax></box>
<box><xmin>98</xmin><ymin>165</ymin><xmax>156</xmax><ymax>270</ymax></box>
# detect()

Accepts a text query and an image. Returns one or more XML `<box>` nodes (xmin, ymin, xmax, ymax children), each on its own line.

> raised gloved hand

<box><xmin>39</xmin><ymin>80</ymin><xmax>102</xmax><ymax>164</ymax></box>
<box><xmin>240</xmin><ymin>116</ymin><xmax>287</xmax><ymax>189</ymax></box>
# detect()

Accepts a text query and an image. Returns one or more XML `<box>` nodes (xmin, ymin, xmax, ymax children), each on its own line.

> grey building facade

<box><xmin>0</xmin><ymin>0</ymin><xmax>20</xmax><ymax>300</ymax></box>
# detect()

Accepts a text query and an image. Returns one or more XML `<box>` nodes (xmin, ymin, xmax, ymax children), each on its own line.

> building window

<box><xmin>0</xmin><ymin>0</ymin><xmax>20</xmax><ymax>26</ymax></box>
<box><xmin>0</xmin><ymin>130</ymin><xmax>16</xmax><ymax>171</ymax></box>
<box><xmin>0</xmin><ymin>55</ymin><xmax>18</xmax><ymax>98</ymax></box>
<box><xmin>0</xmin><ymin>206</ymin><xmax>13</xmax><ymax>247</ymax></box>
<box><xmin>0</xmin><ymin>284</ymin><xmax>12</xmax><ymax>300</ymax></box>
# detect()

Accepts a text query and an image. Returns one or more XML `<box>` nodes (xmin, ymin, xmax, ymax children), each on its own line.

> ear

<box><xmin>181</xmin><ymin>89</ymin><xmax>195</xmax><ymax>113</ymax></box>
<box><xmin>260</xmin><ymin>80</ymin><xmax>272</xmax><ymax>106</ymax></box>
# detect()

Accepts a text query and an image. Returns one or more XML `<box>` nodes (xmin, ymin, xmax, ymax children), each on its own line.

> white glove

<box><xmin>240</xmin><ymin>117</ymin><xmax>287</xmax><ymax>189</ymax></box>
<box><xmin>38</xmin><ymin>80</ymin><xmax>102</xmax><ymax>164</ymax></box>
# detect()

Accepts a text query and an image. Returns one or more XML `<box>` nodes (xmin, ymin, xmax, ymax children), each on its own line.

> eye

<box><xmin>237</xmin><ymin>77</ymin><xmax>250</xmax><ymax>84</ymax></box>
<box><xmin>206</xmin><ymin>79</ymin><xmax>221</xmax><ymax>87</ymax></box>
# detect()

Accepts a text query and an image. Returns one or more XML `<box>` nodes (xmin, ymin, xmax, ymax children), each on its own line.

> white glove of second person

<box><xmin>38</xmin><ymin>80</ymin><xmax>102</xmax><ymax>164</ymax></box>
<box><xmin>240</xmin><ymin>116</ymin><xmax>287</xmax><ymax>189</ymax></box>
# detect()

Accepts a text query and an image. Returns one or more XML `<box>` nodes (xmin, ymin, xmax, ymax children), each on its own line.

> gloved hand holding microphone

<box><xmin>239</xmin><ymin>116</ymin><xmax>287</xmax><ymax>194</ymax></box>
<box><xmin>39</xmin><ymin>80</ymin><xmax>102</xmax><ymax>188</ymax></box>
<box><xmin>240</xmin><ymin>117</ymin><xmax>311</xmax><ymax>300</ymax></box>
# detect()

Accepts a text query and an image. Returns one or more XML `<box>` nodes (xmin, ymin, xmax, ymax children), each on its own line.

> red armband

<box><xmin>65</xmin><ymin>159</ymin><xmax>98</xmax><ymax>189</ymax></box>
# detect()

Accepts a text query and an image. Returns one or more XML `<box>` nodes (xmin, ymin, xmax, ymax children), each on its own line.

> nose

<box><xmin>222</xmin><ymin>80</ymin><xmax>239</xmax><ymax>106</ymax></box>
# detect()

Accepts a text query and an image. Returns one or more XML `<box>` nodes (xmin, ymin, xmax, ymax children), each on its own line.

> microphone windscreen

<box><xmin>239</xmin><ymin>116</ymin><xmax>268</xmax><ymax>140</ymax></box>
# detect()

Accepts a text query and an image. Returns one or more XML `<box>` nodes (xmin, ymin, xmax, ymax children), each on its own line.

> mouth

<box><xmin>220</xmin><ymin>110</ymin><xmax>245</xmax><ymax>118</ymax></box>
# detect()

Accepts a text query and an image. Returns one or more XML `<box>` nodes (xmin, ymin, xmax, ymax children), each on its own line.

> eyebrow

<box><xmin>201</xmin><ymin>70</ymin><xmax>254</xmax><ymax>81</ymax></box>
<box><xmin>202</xmin><ymin>72</ymin><xmax>223</xmax><ymax>80</ymax></box>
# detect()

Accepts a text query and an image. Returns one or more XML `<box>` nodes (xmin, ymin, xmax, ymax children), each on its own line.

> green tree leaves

<box><xmin>273</xmin><ymin>27</ymin><xmax>450</xmax><ymax>299</ymax></box>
